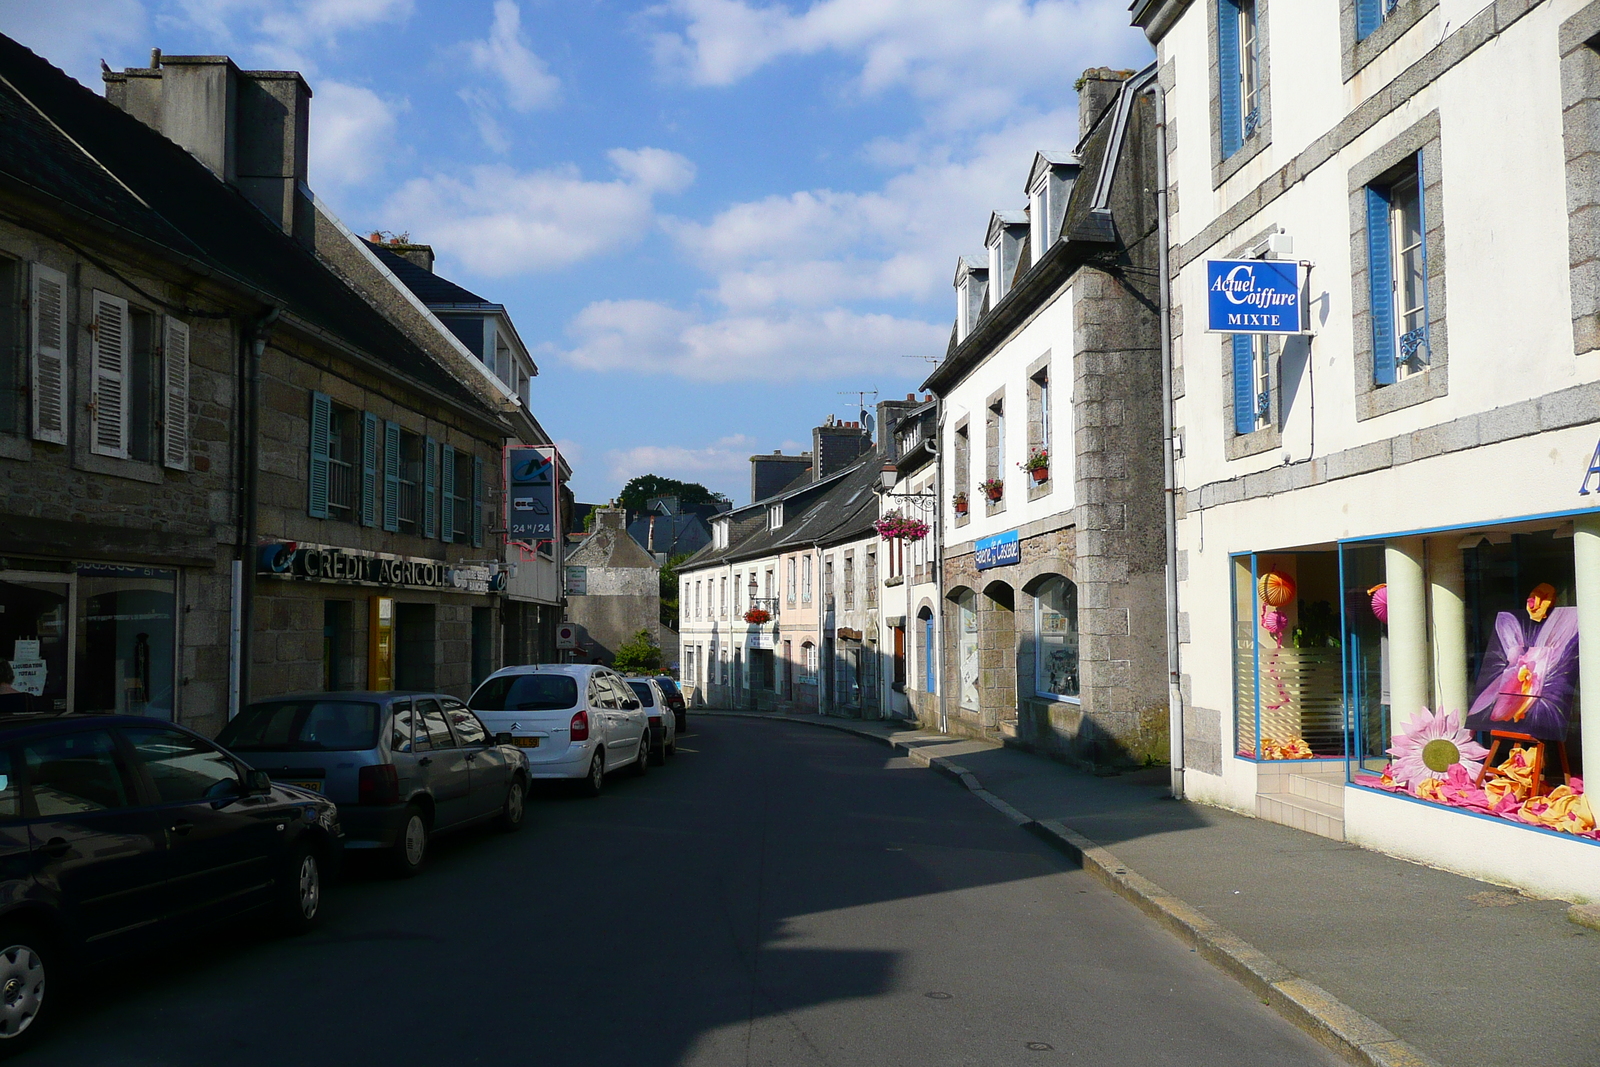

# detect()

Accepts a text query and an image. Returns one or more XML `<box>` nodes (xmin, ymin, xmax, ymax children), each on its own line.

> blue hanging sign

<box><xmin>506</xmin><ymin>445</ymin><xmax>559</xmax><ymax>546</ymax></box>
<box><xmin>1206</xmin><ymin>259</ymin><xmax>1306</xmax><ymax>334</ymax></box>
<box><xmin>974</xmin><ymin>530</ymin><xmax>1020</xmax><ymax>570</ymax></box>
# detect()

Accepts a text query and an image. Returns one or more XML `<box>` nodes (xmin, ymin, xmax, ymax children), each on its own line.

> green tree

<box><xmin>617</xmin><ymin>475</ymin><xmax>729</xmax><ymax>515</ymax></box>
<box><xmin>612</xmin><ymin>629</ymin><xmax>663</xmax><ymax>673</ymax></box>
<box><xmin>658</xmin><ymin>552</ymin><xmax>690</xmax><ymax>630</ymax></box>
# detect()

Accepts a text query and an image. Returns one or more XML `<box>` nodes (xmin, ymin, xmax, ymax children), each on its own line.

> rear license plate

<box><xmin>287</xmin><ymin>780</ymin><xmax>323</xmax><ymax>793</ymax></box>
<box><xmin>514</xmin><ymin>737</ymin><xmax>540</xmax><ymax>748</ymax></box>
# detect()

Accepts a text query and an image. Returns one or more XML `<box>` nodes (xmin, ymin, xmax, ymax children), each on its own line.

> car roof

<box><xmin>0</xmin><ymin>712</ymin><xmax>204</xmax><ymax>740</ymax></box>
<box><xmin>487</xmin><ymin>664</ymin><xmax>609</xmax><ymax>679</ymax></box>
<box><xmin>248</xmin><ymin>691</ymin><xmax>445</xmax><ymax>704</ymax></box>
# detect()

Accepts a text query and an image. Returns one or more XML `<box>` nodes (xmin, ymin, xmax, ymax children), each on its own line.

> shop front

<box><xmin>1207</xmin><ymin>429</ymin><xmax>1600</xmax><ymax>899</ymax></box>
<box><xmin>254</xmin><ymin>542</ymin><xmax>502</xmax><ymax>702</ymax></box>
<box><xmin>1</xmin><ymin>560</ymin><xmax>183</xmax><ymax>719</ymax></box>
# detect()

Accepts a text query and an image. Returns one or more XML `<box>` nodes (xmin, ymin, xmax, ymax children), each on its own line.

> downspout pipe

<box><xmin>1148</xmin><ymin>79</ymin><xmax>1184</xmax><ymax>799</ymax></box>
<box><xmin>932</xmin><ymin>406</ymin><xmax>949</xmax><ymax>735</ymax></box>
<box><xmin>235</xmin><ymin>306</ymin><xmax>280</xmax><ymax>717</ymax></box>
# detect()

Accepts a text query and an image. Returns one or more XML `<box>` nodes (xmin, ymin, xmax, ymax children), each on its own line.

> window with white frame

<box><xmin>787</xmin><ymin>558</ymin><xmax>797</xmax><ymax>604</ymax></box>
<box><xmin>1218</xmin><ymin>0</ymin><xmax>1264</xmax><ymax>159</ymax></box>
<box><xmin>1365</xmin><ymin>154</ymin><xmax>1429</xmax><ymax>384</ymax></box>
<box><xmin>1356</xmin><ymin>0</ymin><xmax>1404</xmax><ymax>40</ymax></box>
<box><xmin>802</xmin><ymin>555</ymin><xmax>813</xmax><ymax>603</ymax></box>
<box><xmin>1230</xmin><ymin>334</ymin><xmax>1273</xmax><ymax>434</ymax></box>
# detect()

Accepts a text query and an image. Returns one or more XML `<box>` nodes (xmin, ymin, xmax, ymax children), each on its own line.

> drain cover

<box><xmin>925</xmin><ymin>991</ymin><xmax>952</xmax><ymax>1000</ymax></box>
<box><xmin>1026</xmin><ymin>1042</ymin><xmax>1054</xmax><ymax>1052</ymax></box>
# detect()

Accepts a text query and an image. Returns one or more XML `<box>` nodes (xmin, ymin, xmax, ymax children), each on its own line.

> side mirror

<box><xmin>246</xmin><ymin>769</ymin><xmax>272</xmax><ymax>795</ymax></box>
<box><xmin>494</xmin><ymin>732</ymin><xmax>515</xmax><ymax>746</ymax></box>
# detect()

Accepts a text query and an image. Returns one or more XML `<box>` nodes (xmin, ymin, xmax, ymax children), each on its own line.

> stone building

<box><xmin>96</xmin><ymin>49</ymin><xmax>516</xmax><ymax>705</ymax></box>
<box><xmin>923</xmin><ymin>66</ymin><xmax>1169</xmax><ymax>766</ymax></box>
<box><xmin>1130</xmin><ymin>0</ymin><xmax>1600</xmax><ymax>898</ymax></box>
<box><xmin>563</xmin><ymin>507</ymin><xmax>663</xmax><ymax>666</ymax></box>
<box><xmin>0</xmin><ymin>38</ymin><xmax>247</xmax><ymax>732</ymax></box>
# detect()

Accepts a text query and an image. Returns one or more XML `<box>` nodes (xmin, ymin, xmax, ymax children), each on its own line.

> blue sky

<box><xmin>1</xmin><ymin>0</ymin><xmax>1152</xmax><ymax>504</ymax></box>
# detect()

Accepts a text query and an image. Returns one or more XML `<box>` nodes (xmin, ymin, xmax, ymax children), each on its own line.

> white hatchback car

<box><xmin>468</xmin><ymin>664</ymin><xmax>650</xmax><ymax>796</ymax></box>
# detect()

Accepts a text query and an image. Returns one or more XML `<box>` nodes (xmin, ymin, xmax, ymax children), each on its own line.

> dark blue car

<box><xmin>0</xmin><ymin>714</ymin><xmax>342</xmax><ymax>1057</ymax></box>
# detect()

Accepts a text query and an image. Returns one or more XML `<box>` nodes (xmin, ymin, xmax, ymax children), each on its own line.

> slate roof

<box><xmin>0</xmin><ymin>34</ymin><xmax>492</xmax><ymax>415</ymax></box>
<box><xmin>680</xmin><ymin>454</ymin><xmax>885</xmax><ymax>573</ymax></box>
<box><xmin>367</xmin><ymin>243</ymin><xmax>494</xmax><ymax>307</ymax></box>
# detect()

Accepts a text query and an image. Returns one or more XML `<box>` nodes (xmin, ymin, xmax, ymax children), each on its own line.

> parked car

<box><xmin>0</xmin><ymin>714</ymin><xmax>341</xmax><ymax>1057</ymax></box>
<box><xmin>216</xmin><ymin>692</ymin><xmax>528</xmax><ymax>877</ymax></box>
<box><xmin>624</xmin><ymin>678</ymin><xmax>676</xmax><ymax>765</ymax></box>
<box><xmin>468</xmin><ymin>665</ymin><xmax>650</xmax><ymax>797</ymax></box>
<box><xmin>653</xmin><ymin>676</ymin><xmax>687</xmax><ymax>732</ymax></box>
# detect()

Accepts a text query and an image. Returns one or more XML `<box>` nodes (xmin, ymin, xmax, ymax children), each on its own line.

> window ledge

<box><xmin>1357</xmin><ymin>365</ymin><xmax>1448</xmax><ymax>421</ymax></box>
<box><xmin>0</xmin><ymin>434</ymin><xmax>34</xmax><ymax>462</ymax></box>
<box><xmin>74</xmin><ymin>451</ymin><xmax>166</xmax><ymax>484</ymax></box>
<box><xmin>1225</xmin><ymin>424</ymin><xmax>1281</xmax><ymax>461</ymax></box>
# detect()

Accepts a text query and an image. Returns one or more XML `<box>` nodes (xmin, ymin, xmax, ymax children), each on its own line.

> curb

<box><xmin>702</xmin><ymin>710</ymin><xmax>1445</xmax><ymax>1067</ymax></box>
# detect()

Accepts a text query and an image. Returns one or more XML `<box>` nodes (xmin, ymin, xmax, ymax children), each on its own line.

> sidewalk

<box><xmin>699</xmin><ymin>709</ymin><xmax>1600</xmax><ymax>1067</ymax></box>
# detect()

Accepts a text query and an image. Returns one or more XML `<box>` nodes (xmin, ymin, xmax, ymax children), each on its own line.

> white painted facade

<box><xmin>1141</xmin><ymin>0</ymin><xmax>1600</xmax><ymax>898</ymax></box>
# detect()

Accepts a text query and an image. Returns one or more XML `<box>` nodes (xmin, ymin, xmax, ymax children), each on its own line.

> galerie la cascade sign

<box><xmin>1206</xmin><ymin>259</ymin><xmax>1307</xmax><ymax>334</ymax></box>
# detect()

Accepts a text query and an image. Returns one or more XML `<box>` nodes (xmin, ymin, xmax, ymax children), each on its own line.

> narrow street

<box><xmin>27</xmin><ymin>718</ymin><xmax>1340</xmax><ymax>1067</ymax></box>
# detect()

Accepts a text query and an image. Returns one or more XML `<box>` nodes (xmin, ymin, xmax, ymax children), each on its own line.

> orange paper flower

<box><xmin>1526</xmin><ymin>583</ymin><xmax>1556</xmax><ymax>623</ymax></box>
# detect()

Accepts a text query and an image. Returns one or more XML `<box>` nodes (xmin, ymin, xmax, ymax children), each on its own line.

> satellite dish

<box><xmin>860</xmin><ymin>410</ymin><xmax>875</xmax><ymax>434</ymax></box>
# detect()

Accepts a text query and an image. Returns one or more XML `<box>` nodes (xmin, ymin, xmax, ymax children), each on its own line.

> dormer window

<box><xmin>954</xmin><ymin>257</ymin><xmax>989</xmax><ymax>343</ymax></box>
<box><xmin>986</xmin><ymin>211</ymin><xmax>1029</xmax><ymax>301</ymax></box>
<box><xmin>768</xmin><ymin>503</ymin><xmax>784</xmax><ymax>529</ymax></box>
<box><xmin>1026</xmin><ymin>151</ymin><xmax>1080</xmax><ymax>259</ymax></box>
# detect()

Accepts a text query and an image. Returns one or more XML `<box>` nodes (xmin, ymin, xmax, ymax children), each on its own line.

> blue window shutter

<box><xmin>308</xmin><ymin>391</ymin><xmax>331</xmax><ymax>519</ymax></box>
<box><xmin>1367</xmin><ymin>185</ymin><xmax>1397</xmax><ymax>385</ymax></box>
<box><xmin>923</xmin><ymin>616</ymin><xmax>935</xmax><ymax>692</ymax></box>
<box><xmin>1356</xmin><ymin>0</ymin><xmax>1382</xmax><ymax>40</ymax></box>
<box><xmin>441</xmin><ymin>444</ymin><xmax>457</xmax><ymax>544</ymax></box>
<box><xmin>423</xmin><ymin>436</ymin><xmax>438</xmax><ymax>539</ymax></box>
<box><xmin>472</xmin><ymin>454</ymin><xmax>485</xmax><ymax>549</ymax></box>
<box><xmin>1232</xmin><ymin>335</ymin><xmax>1255</xmax><ymax>435</ymax></box>
<box><xmin>383</xmin><ymin>420</ymin><xmax>401</xmax><ymax>533</ymax></box>
<box><xmin>1217</xmin><ymin>0</ymin><xmax>1242</xmax><ymax>158</ymax></box>
<box><xmin>360</xmin><ymin>411</ymin><xmax>379</xmax><ymax>527</ymax></box>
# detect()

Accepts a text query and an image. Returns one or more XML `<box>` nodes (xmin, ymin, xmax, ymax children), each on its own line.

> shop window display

<box><xmin>1233</xmin><ymin>551</ymin><xmax>1345</xmax><ymax>760</ymax></box>
<box><xmin>76</xmin><ymin>565</ymin><xmax>176</xmax><ymax>719</ymax></box>
<box><xmin>956</xmin><ymin>590</ymin><xmax>979</xmax><ymax>711</ymax></box>
<box><xmin>1034</xmin><ymin>576</ymin><xmax>1080</xmax><ymax>700</ymax></box>
<box><xmin>1352</xmin><ymin>527</ymin><xmax>1596</xmax><ymax>842</ymax></box>
<box><xmin>0</xmin><ymin>571</ymin><xmax>72</xmax><ymax>714</ymax></box>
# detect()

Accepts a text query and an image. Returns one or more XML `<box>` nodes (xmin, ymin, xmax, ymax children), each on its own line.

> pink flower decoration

<box><xmin>1369</xmin><ymin>584</ymin><xmax>1388</xmax><ymax>623</ymax></box>
<box><xmin>1386</xmin><ymin>706</ymin><xmax>1489</xmax><ymax>787</ymax></box>
<box><xmin>1260</xmin><ymin>606</ymin><xmax>1288</xmax><ymax>644</ymax></box>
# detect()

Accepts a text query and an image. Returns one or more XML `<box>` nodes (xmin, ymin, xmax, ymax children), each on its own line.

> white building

<box><xmin>1135</xmin><ymin>0</ymin><xmax>1600</xmax><ymax>898</ymax></box>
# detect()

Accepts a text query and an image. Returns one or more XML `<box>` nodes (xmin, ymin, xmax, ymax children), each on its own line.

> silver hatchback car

<box><xmin>216</xmin><ymin>691</ymin><xmax>530</xmax><ymax>875</ymax></box>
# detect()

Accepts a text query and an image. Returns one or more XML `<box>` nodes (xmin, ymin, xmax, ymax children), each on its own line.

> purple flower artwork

<box><xmin>1466</xmin><ymin>606</ymin><xmax>1579</xmax><ymax>741</ymax></box>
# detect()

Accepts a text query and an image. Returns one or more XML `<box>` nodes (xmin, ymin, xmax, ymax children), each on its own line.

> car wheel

<box><xmin>666</xmin><ymin>732</ymin><xmax>676</xmax><ymax>758</ymax></box>
<box><xmin>676</xmin><ymin>712</ymin><xmax>686</xmax><ymax>733</ymax></box>
<box><xmin>633</xmin><ymin>733</ymin><xmax>651</xmax><ymax>777</ymax></box>
<box><xmin>391</xmin><ymin>806</ymin><xmax>429</xmax><ymax>877</ymax></box>
<box><xmin>650</xmin><ymin>731</ymin><xmax>668</xmax><ymax>766</ymax></box>
<box><xmin>577</xmin><ymin>749</ymin><xmax>604</xmax><ymax>797</ymax></box>
<box><xmin>0</xmin><ymin>923</ymin><xmax>51</xmax><ymax>1056</ymax></box>
<box><xmin>279</xmin><ymin>841</ymin><xmax>323</xmax><ymax>934</ymax></box>
<box><xmin>498</xmin><ymin>777</ymin><xmax>527</xmax><ymax>832</ymax></box>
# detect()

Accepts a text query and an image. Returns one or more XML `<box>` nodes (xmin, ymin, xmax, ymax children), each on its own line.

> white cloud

<box><xmin>561</xmin><ymin>299</ymin><xmax>946</xmax><ymax>382</ymax></box>
<box><xmin>652</xmin><ymin>0</ymin><xmax>1144</xmax><ymax>128</ymax></box>
<box><xmin>309</xmin><ymin>80</ymin><xmax>405</xmax><ymax>187</ymax></box>
<box><xmin>605</xmin><ymin>435</ymin><xmax>758</xmax><ymax>486</ymax></box>
<box><xmin>465</xmin><ymin>0</ymin><xmax>559</xmax><ymax>112</ymax></box>
<box><xmin>383</xmin><ymin>148</ymin><xmax>696</xmax><ymax>276</ymax></box>
<box><xmin>0</xmin><ymin>0</ymin><xmax>148</xmax><ymax>88</ymax></box>
<box><xmin>252</xmin><ymin>0</ymin><xmax>414</xmax><ymax>67</ymax></box>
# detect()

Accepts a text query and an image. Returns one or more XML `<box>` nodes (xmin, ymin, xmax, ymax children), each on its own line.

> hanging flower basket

<box><xmin>953</xmin><ymin>494</ymin><xmax>969</xmax><ymax>515</ymax></box>
<box><xmin>874</xmin><ymin>512</ymin><xmax>930</xmax><ymax>541</ymax></box>
<box><xmin>980</xmin><ymin>478</ymin><xmax>1005</xmax><ymax>502</ymax></box>
<box><xmin>743</xmin><ymin>608</ymin><xmax>771</xmax><ymax>625</ymax></box>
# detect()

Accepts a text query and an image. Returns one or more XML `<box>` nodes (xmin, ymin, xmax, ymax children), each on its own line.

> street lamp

<box><xmin>747</xmin><ymin>573</ymin><xmax>779</xmax><ymax>611</ymax></box>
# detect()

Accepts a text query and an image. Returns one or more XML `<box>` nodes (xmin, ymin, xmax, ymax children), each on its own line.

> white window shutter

<box><xmin>162</xmin><ymin>317</ymin><xmax>190</xmax><ymax>469</ymax></box>
<box><xmin>90</xmin><ymin>290</ymin><xmax>130</xmax><ymax>459</ymax></box>
<box><xmin>29</xmin><ymin>264</ymin><xmax>68</xmax><ymax>444</ymax></box>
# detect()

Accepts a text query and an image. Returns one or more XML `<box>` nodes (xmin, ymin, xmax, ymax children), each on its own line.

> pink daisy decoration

<box><xmin>1386</xmin><ymin>707</ymin><xmax>1489</xmax><ymax>786</ymax></box>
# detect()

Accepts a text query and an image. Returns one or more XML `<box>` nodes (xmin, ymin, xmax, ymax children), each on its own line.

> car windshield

<box><xmin>655</xmin><ymin>679</ymin><xmax>680</xmax><ymax>697</ymax></box>
<box><xmin>470</xmin><ymin>674</ymin><xmax>580</xmax><ymax>712</ymax></box>
<box><xmin>219</xmin><ymin>700</ymin><xmax>381</xmax><ymax>752</ymax></box>
<box><xmin>626</xmin><ymin>681</ymin><xmax>656</xmax><ymax>707</ymax></box>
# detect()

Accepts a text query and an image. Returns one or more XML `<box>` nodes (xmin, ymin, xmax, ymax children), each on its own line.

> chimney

<box><xmin>812</xmin><ymin>419</ymin><xmax>871</xmax><ymax>481</ymax></box>
<box><xmin>105</xmin><ymin>54</ymin><xmax>314</xmax><ymax>242</ymax></box>
<box><xmin>750</xmin><ymin>452</ymin><xmax>812</xmax><ymax>502</ymax></box>
<box><xmin>647</xmin><ymin>515</ymin><xmax>656</xmax><ymax>553</ymax></box>
<box><xmin>875</xmin><ymin>398</ymin><xmax>918</xmax><ymax>459</ymax></box>
<box><xmin>1078</xmin><ymin>67</ymin><xmax>1134</xmax><ymax>139</ymax></box>
<box><xmin>368</xmin><ymin>238</ymin><xmax>436</xmax><ymax>272</ymax></box>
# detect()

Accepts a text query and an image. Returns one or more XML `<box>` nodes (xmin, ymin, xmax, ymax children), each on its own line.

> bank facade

<box><xmin>1135</xmin><ymin>0</ymin><xmax>1600</xmax><ymax>897</ymax></box>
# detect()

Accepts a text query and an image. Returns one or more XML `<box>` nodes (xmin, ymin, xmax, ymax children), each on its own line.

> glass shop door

<box><xmin>0</xmin><ymin>571</ymin><xmax>75</xmax><ymax>714</ymax></box>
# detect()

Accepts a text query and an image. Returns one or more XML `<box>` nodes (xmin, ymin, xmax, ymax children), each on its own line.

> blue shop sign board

<box><xmin>1206</xmin><ymin>259</ymin><xmax>1307</xmax><ymax>334</ymax></box>
<box><xmin>974</xmin><ymin>530</ymin><xmax>1020</xmax><ymax>570</ymax></box>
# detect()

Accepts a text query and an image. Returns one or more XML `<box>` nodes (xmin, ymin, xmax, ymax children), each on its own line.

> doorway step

<box><xmin>1255</xmin><ymin>765</ymin><xmax>1345</xmax><ymax>841</ymax></box>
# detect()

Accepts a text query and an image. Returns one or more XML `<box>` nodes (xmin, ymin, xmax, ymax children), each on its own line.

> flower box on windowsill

<box><xmin>1029</xmin><ymin>467</ymin><xmax>1048</xmax><ymax>484</ymax></box>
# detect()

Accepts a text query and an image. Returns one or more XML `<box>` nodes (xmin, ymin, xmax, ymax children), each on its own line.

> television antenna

<box><xmin>838</xmin><ymin>388</ymin><xmax>878</xmax><ymax>433</ymax></box>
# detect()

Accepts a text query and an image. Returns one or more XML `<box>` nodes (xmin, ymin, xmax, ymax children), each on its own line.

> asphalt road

<box><xmin>25</xmin><ymin>717</ymin><xmax>1344</xmax><ymax>1067</ymax></box>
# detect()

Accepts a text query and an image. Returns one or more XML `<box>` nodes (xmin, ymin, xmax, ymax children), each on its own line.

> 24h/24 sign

<box><xmin>1206</xmin><ymin>259</ymin><xmax>1307</xmax><ymax>334</ymax></box>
